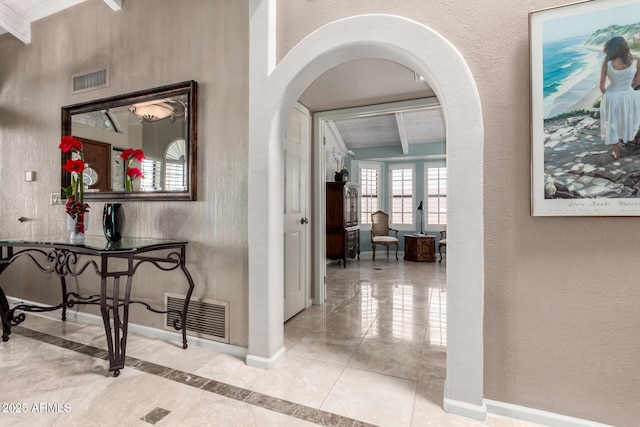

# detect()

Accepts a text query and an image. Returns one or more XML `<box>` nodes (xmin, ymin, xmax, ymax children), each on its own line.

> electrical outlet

<box><xmin>50</xmin><ymin>193</ymin><xmax>61</xmax><ymax>205</ymax></box>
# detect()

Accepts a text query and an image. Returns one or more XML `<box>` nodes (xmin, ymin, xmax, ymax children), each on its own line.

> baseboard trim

<box><xmin>485</xmin><ymin>399</ymin><xmax>613</xmax><ymax>427</ymax></box>
<box><xmin>443</xmin><ymin>397</ymin><xmax>486</xmax><ymax>421</ymax></box>
<box><xmin>246</xmin><ymin>346</ymin><xmax>286</xmax><ymax>370</ymax></box>
<box><xmin>6</xmin><ymin>296</ymin><xmax>248</xmax><ymax>358</ymax></box>
<box><xmin>443</xmin><ymin>387</ymin><xmax>487</xmax><ymax>421</ymax></box>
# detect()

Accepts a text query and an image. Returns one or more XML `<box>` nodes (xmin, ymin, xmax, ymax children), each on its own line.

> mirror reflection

<box><xmin>61</xmin><ymin>81</ymin><xmax>197</xmax><ymax>201</ymax></box>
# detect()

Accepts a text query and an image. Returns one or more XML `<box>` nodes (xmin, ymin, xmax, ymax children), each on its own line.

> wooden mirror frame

<box><xmin>61</xmin><ymin>80</ymin><xmax>198</xmax><ymax>201</ymax></box>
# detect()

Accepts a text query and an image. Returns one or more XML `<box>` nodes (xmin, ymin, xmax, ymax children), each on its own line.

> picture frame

<box><xmin>530</xmin><ymin>0</ymin><xmax>640</xmax><ymax>216</ymax></box>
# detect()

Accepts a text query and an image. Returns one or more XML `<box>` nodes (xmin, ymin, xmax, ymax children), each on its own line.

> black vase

<box><xmin>102</xmin><ymin>203</ymin><xmax>126</xmax><ymax>242</ymax></box>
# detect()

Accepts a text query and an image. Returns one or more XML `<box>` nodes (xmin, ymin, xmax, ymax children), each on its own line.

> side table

<box><xmin>404</xmin><ymin>235</ymin><xmax>435</xmax><ymax>262</ymax></box>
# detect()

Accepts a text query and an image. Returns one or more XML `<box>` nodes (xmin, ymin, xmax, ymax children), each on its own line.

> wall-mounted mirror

<box><xmin>61</xmin><ymin>80</ymin><xmax>197</xmax><ymax>201</ymax></box>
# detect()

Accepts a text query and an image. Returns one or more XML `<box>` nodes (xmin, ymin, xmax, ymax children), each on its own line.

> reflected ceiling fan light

<box><xmin>129</xmin><ymin>102</ymin><xmax>176</xmax><ymax>122</ymax></box>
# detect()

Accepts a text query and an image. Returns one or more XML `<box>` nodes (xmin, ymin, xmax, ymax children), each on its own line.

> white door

<box><xmin>284</xmin><ymin>103</ymin><xmax>310</xmax><ymax>321</ymax></box>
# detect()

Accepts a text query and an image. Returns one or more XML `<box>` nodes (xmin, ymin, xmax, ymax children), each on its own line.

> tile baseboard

<box><xmin>443</xmin><ymin>396</ymin><xmax>487</xmax><ymax>421</ymax></box>
<box><xmin>485</xmin><ymin>399</ymin><xmax>614</xmax><ymax>427</ymax></box>
<box><xmin>246</xmin><ymin>346</ymin><xmax>286</xmax><ymax>370</ymax></box>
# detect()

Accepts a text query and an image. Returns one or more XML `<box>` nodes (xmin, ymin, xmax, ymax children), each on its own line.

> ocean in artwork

<box><xmin>543</xmin><ymin>34</ymin><xmax>603</xmax><ymax>119</ymax></box>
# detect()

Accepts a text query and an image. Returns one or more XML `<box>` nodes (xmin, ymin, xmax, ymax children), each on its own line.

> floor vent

<box><xmin>164</xmin><ymin>293</ymin><xmax>229</xmax><ymax>343</ymax></box>
<box><xmin>72</xmin><ymin>69</ymin><xmax>108</xmax><ymax>93</ymax></box>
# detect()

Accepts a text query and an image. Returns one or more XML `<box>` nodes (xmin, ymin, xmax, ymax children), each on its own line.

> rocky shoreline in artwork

<box><xmin>543</xmin><ymin>112</ymin><xmax>640</xmax><ymax>199</ymax></box>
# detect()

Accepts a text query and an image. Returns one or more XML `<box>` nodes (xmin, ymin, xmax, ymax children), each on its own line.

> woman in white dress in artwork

<box><xmin>599</xmin><ymin>36</ymin><xmax>640</xmax><ymax>160</ymax></box>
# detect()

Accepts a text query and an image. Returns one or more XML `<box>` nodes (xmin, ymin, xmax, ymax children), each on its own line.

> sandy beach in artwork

<box><xmin>565</xmin><ymin>85</ymin><xmax>601</xmax><ymax>112</ymax></box>
<box><xmin>543</xmin><ymin>45</ymin><xmax>603</xmax><ymax>119</ymax></box>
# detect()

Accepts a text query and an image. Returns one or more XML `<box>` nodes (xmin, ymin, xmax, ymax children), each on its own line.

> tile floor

<box><xmin>0</xmin><ymin>254</ymin><xmax>544</xmax><ymax>426</ymax></box>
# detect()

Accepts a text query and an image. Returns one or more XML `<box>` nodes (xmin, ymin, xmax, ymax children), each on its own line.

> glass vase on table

<box><xmin>102</xmin><ymin>203</ymin><xmax>125</xmax><ymax>242</ymax></box>
<box><xmin>67</xmin><ymin>211</ymin><xmax>88</xmax><ymax>244</ymax></box>
<box><xmin>66</xmin><ymin>196</ymin><xmax>89</xmax><ymax>244</ymax></box>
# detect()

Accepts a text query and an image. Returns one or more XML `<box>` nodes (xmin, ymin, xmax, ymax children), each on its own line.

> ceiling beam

<box><xmin>0</xmin><ymin>3</ymin><xmax>30</xmax><ymax>44</ymax></box>
<box><xmin>103</xmin><ymin>0</ymin><xmax>122</xmax><ymax>11</ymax></box>
<box><xmin>395</xmin><ymin>112</ymin><xmax>409</xmax><ymax>154</ymax></box>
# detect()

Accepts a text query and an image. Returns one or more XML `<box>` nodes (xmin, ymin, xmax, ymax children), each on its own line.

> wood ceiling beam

<box><xmin>103</xmin><ymin>0</ymin><xmax>122</xmax><ymax>11</ymax></box>
<box><xmin>0</xmin><ymin>3</ymin><xmax>30</xmax><ymax>44</ymax></box>
<box><xmin>395</xmin><ymin>112</ymin><xmax>409</xmax><ymax>154</ymax></box>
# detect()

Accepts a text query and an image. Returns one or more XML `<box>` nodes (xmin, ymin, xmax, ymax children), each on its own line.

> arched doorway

<box><xmin>248</xmin><ymin>10</ymin><xmax>485</xmax><ymax>420</ymax></box>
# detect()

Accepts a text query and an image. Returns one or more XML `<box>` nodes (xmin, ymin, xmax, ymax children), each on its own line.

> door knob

<box><xmin>300</xmin><ymin>217</ymin><xmax>309</xmax><ymax>224</ymax></box>
<box><xmin>18</xmin><ymin>217</ymin><xmax>27</xmax><ymax>222</ymax></box>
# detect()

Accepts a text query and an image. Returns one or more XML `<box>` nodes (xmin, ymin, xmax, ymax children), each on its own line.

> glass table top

<box><xmin>0</xmin><ymin>236</ymin><xmax>188</xmax><ymax>253</ymax></box>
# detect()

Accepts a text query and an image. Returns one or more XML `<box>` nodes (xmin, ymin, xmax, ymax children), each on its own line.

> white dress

<box><xmin>600</xmin><ymin>59</ymin><xmax>640</xmax><ymax>145</ymax></box>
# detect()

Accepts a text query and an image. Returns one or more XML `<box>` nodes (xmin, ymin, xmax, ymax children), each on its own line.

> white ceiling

<box><xmin>299</xmin><ymin>59</ymin><xmax>434</xmax><ymax>112</ymax></box>
<box><xmin>300</xmin><ymin>59</ymin><xmax>445</xmax><ymax>150</ymax></box>
<box><xmin>0</xmin><ymin>2</ymin><xmax>445</xmax><ymax>152</ymax></box>
<box><xmin>0</xmin><ymin>0</ymin><xmax>120</xmax><ymax>42</ymax></box>
<box><xmin>329</xmin><ymin>106</ymin><xmax>445</xmax><ymax>150</ymax></box>
<box><xmin>0</xmin><ymin>0</ymin><xmax>83</xmax><ymax>26</ymax></box>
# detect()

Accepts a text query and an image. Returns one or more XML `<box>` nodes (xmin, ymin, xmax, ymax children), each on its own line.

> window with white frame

<box><xmin>164</xmin><ymin>138</ymin><xmax>187</xmax><ymax>191</ymax></box>
<box><xmin>425</xmin><ymin>163</ymin><xmax>447</xmax><ymax>227</ymax></box>
<box><xmin>164</xmin><ymin>161</ymin><xmax>186</xmax><ymax>191</ymax></box>
<box><xmin>390</xmin><ymin>164</ymin><xmax>414</xmax><ymax>227</ymax></box>
<box><xmin>140</xmin><ymin>158</ymin><xmax>162</xmax><ymax>191</ymax></box>
<box><xmin>358</xmin><ymin>162</ymin><xmax>381</xmax><ymax>225</ymax></box>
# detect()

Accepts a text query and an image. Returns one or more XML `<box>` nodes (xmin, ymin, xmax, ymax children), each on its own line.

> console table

<box><xmin>404</xmin><ymin>235</ymin><xmax>435</xmax><ymax>262</ymax></box>
<box><xmin>0</xmin><ymin>237</ymin><xmax>195</xmax><ymax>377</ymax></box>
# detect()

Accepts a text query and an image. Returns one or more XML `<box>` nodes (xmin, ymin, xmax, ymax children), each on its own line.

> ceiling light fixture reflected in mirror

<box><xmin>129</xmin><ymin>100</ymin><xmax>186</xmax><ymax>123</ymax></box>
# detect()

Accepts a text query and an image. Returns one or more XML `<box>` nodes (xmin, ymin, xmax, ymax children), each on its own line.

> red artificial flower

<box><xmin>120</xmin><ymin>148</ymin><xmax>135</xmax><ymax>161</ymax></box>
<box><xmin>131</xmin><ymin>149</ymin><xmax>145</xmax><ymax>162</ymax></box>
<box><xmin>127</xmin><ymin>167</ymin><xmax>145</xmax><ymax>180</ymax></box>
<box><xmin>120</xmin><ymin>148</ymin><xmax>145</xmax><ymax>162</ymax></box>
<box><xmin>59</xmin><ymin>136</ymin><xmax>83</xmax><ymax>153</ymax></box>
<box><xmin>61</xmin><ymin>159</ymin><xmax>85</xmax><ymax>174</ymax></box>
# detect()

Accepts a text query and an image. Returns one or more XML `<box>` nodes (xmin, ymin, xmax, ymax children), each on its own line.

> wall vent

<box><xmin>165</xmin><ymin>293</ymin><xmax>229</xmax><ymax>343</ymax></box>
<box><xmin>72</xmin><ymin>69</ymin><xmax>108</xmax><ymax>93</ymax></box>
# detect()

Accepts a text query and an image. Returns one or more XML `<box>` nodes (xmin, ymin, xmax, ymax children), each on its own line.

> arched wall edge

<box><xmin>248</xmin><ymin>13</ymin><xmax>485</xmax><ymax>419</ymax></box>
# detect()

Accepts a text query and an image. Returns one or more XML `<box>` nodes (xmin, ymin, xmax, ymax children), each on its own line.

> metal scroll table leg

<box><xmin>0</xmin><ymin>255</ymin><xmax>13</xmax><ymax>342</ymax></box>
<box><xmin>100</xmin><ymin>275</ymin><xmax>133</xmax><ymax>377</ymax></box>
<box><xmin>180</xmin><ymin>261</ymin><xmax>195</xmax><ymax>349</ymax></box>
<box><xmin>0</xmin><ymin>286</ymin><xmax>11</xmax><ymax>342</ymax></box>
<box><xmin>60</xmin><ymin>276</ymin><xmax>68</xmax><ymax>321</ymax></box>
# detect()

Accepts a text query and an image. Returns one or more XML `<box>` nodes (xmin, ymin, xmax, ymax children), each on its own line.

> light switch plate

<box><xmin>24</xmin><ymin>171</ymin><xmax>36</xmax><ymax>182</ymax></box>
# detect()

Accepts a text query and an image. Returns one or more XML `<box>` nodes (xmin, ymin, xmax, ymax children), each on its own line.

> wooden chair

<box><xmin>438</xmin><ymin>230</ymin><xmax>447</xmax><ymax>263</ymax></box>
<box><xmin>371</xmin><ymin>211</ymin><xmax>399</xmax><ymax>260</ymax></box>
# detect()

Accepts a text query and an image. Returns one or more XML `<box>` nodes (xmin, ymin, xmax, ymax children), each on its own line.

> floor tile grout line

<box><xmin>408</xmin><ymin>378</ymin><xmax>421</xmax><ymax>427</ymax></box>
<box><xmin>314</xmin><ymin>312</ymin><xmax>373</xmax><ymax>423</ymax></box>
<box><xmin>11</xmin><ymin>325</ymin><xmax>374</xmax><ymax>427</ymax></box>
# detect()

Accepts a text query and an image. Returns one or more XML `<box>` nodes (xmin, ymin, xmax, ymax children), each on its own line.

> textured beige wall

<box><xmin>0</xmin><ymin>0</ymin><xmax>249</xmax><ymax>346</ymax></box>
<box><xmin>276</xmin><ymin>1</ymin><xmax>640</xmax><ymax>425</ymax></box>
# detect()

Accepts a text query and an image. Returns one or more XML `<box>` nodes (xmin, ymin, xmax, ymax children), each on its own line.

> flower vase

<box><xmin>102</xmin><ymin>203</ymin><xmax>126</xmax><ymax>242</ymax></box>
<box><xmin>334</xmin><ymin>171</ymin><xmax>343</xmax><ymax>182</ymax></box>
<box><xmin>67</xmin><ymin>211</ymin><xmax>88</xmax><ymax>244</ymax></box>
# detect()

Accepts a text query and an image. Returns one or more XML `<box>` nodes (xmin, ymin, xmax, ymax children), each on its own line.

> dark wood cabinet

<box><xmin>404</xmin><ymin>235</ymin><xmax>435</xmax><ymax>262</ymax></box>
<box><xmin>326</xmin><ymin>182</ymin><xmax>360</xmax><ymax>267</ymax></box>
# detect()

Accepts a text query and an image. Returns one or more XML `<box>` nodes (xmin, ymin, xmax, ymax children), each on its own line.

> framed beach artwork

<box><xmin>531</xmin><ymin>0</ymin><xmax>640</xmax><ymax>216</ymax></box>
